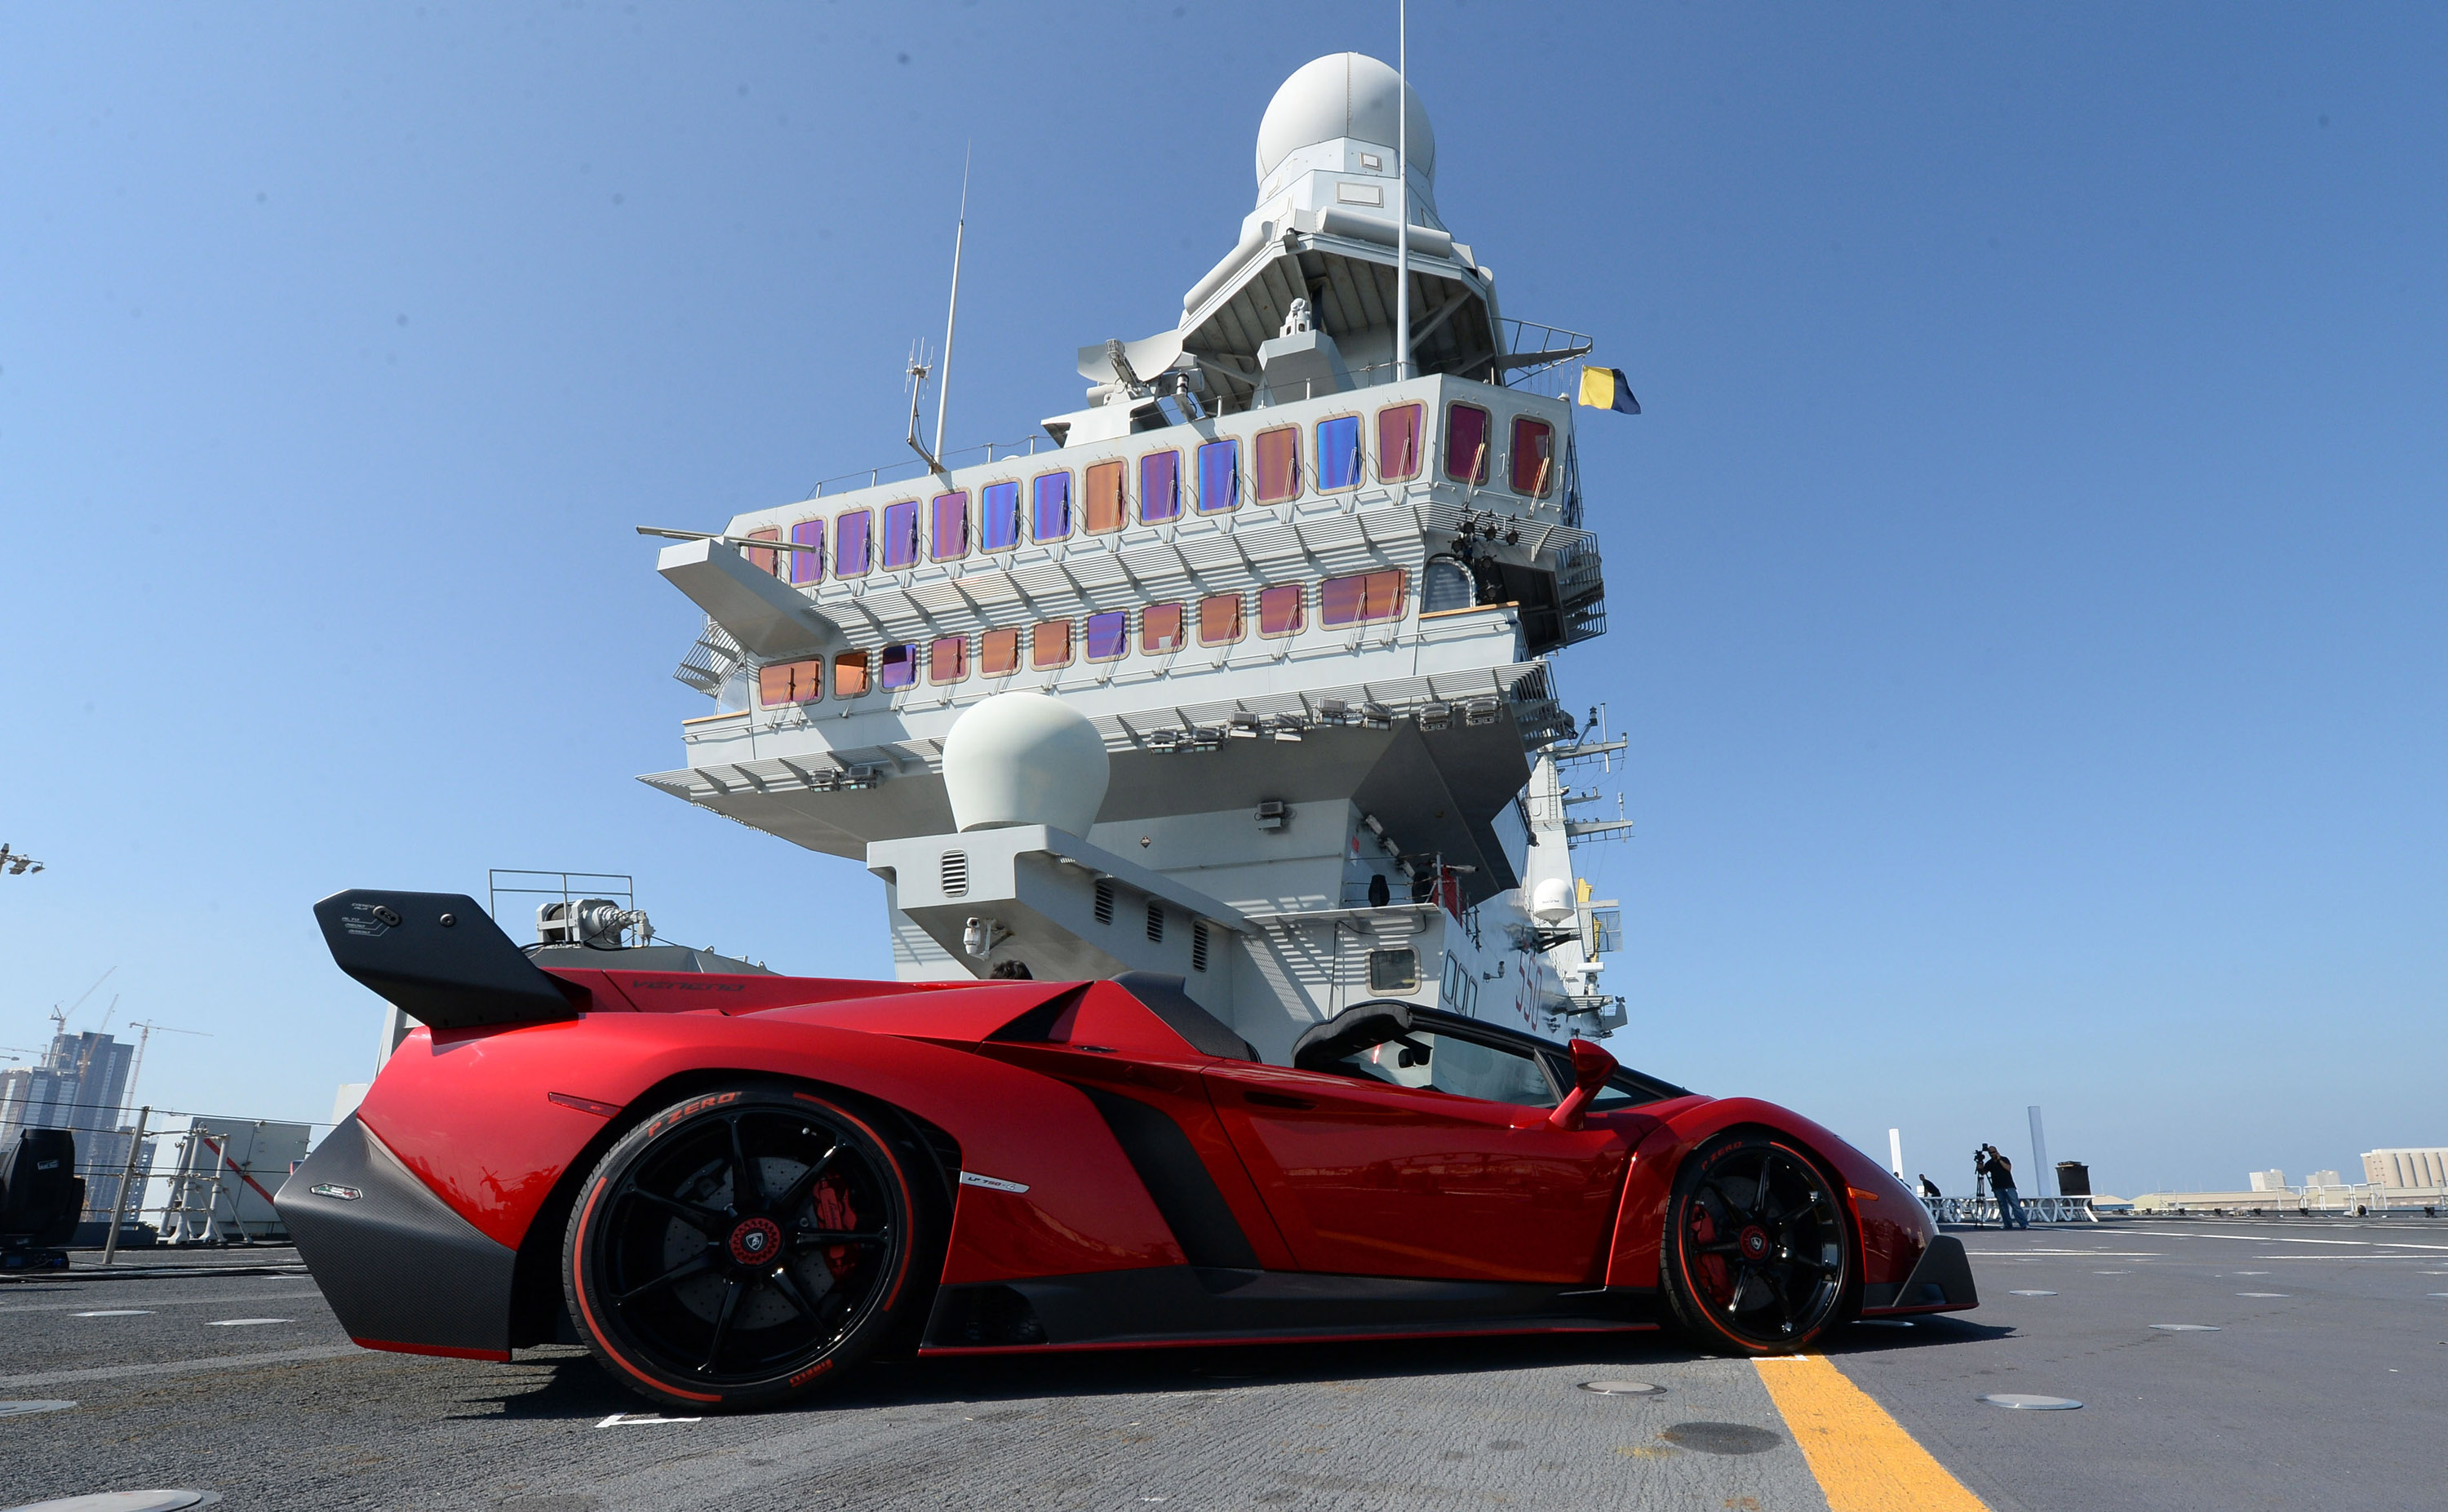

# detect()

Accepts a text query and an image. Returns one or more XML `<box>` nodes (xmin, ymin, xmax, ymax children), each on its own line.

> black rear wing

<box><xmin>313</xmin><ymin>889</ymin><xmax>584</xmax><ymax>1031</ymax></box>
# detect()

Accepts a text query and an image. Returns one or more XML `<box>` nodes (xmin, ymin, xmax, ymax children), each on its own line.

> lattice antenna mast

<box><xmin>904</xmin><ymin>339</ymin><xmax>940</xmax><ymax>473</ymax></box>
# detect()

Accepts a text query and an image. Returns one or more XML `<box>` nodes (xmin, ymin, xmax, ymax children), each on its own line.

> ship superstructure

<box><xmin>641</xmin><ymin>54</ymin><xmax>1633</xmax><ymax>1063</ymax></box>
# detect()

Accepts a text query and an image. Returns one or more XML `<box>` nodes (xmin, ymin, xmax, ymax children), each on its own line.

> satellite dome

<box><xmin>940</xmin><ymin>692</ymin><xmax>1111</xmax><ymax>836</ymax></box>
<box><xmin>1255</xmin><ymin>52</ymin><xmax>1435</xmax><ymax>185</ymax></box>
<box><xmin>1528</xmin><ymin>877</ymin><xmax>1577</xmax><ymax>925</ymax></box>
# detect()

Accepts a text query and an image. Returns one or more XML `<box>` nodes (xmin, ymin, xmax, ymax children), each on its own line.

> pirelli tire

<box><xmin>564</xmin><ymin>1084</ymin><xmax>933</xmax><ymax>1411</ymax></box>
<box><xmin>1661</xmin><ymin>1129</ymin><xmax>1856</xmax><ymax>1355</ymax></box>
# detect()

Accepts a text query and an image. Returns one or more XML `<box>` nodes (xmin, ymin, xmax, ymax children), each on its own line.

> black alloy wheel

<box><xmin>564</xmin><ymin>1085</ymin><xmax>926</xmax><ymax>1410</ymax></box>
<box><xmin>1661</xmin><ymin>1132</ymin><xmax>1853</xmax><ymax>1354</ymax></box>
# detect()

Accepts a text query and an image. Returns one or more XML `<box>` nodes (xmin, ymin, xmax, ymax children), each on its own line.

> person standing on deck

<box><xmin>1980</xmin><ymin>1144</ymin><xmax>2029</xmax><ymax>1230</ymax></box>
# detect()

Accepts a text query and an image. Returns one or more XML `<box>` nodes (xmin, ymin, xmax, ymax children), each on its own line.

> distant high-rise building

<box><xmin>0</xmin><ymin>1029</ymin><xmax>152</xmax><ymax>1221</ymax></box>
<box><xmin>2362</xmin><ymin>1149</ymin><xmax>2448</xmax><ymax>1189</ymax></box>
<box><xmin>2247</xmin><ymin>1168</ymin><xmax>2287</xmax><ymax>1192</ymax></box>
<box><xmin>2304</xmin><ymin>1169</ymin><xmax>2344</xmax><ymax>1188</ymax></box>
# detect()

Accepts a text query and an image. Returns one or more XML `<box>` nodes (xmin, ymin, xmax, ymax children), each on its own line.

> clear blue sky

<box><xmin>2</xmin><ymin>4</ymin><xmax>2440</xmax><ymax>1196</ymax></box>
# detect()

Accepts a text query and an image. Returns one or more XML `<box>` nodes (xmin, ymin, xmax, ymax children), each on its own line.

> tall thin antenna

<box><xmin>1396</xmin><ymin>0</ymin><xmax>1412</xmax><ymax>383</ymax></box>
<box><xmin>934</xmin><ymin>144</ymin><xmax>972</xmax><ymax>459</ymax></box>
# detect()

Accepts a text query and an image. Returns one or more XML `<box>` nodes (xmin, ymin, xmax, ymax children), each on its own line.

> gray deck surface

<box><xmin>1</xmin><ymin>1217</ymin><xmax>2441</xmax><ymax>1510</ymax></box>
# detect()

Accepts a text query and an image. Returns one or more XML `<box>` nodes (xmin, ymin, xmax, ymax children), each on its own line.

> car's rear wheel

<box><xmin>1661</xmin><ymin>1131</ymin><xmax>1852</xmax><ymax>1354</ymax></box>
<box><xmin>564</xmin><ymin>1084</ymin><xmax>925</xmax><ymax>1410</ymax></box>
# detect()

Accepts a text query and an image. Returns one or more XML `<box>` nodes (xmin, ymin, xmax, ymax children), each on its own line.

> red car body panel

<box><xmin>285</xmin><ymin>949</ymin><xmax>1973</xmax><ymax>1363</ymax></box>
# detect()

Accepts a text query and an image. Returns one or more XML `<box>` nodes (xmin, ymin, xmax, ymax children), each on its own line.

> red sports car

<box><xmin>278</xmin><ymin>889</ymin><xmax>1976</xmax><ymax>1411</ymax></box>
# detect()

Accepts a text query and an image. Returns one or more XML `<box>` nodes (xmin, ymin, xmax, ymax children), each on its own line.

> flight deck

<box><xmin>5</xmin><ymin>1217</ymin><xmax>2441</xmax><ymax>1511</ymax></box>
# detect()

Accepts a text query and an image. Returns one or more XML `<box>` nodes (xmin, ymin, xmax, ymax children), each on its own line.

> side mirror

<box><xmin>1547</xmin><ymin>1038</ymin><xmax>1618</xmax><ymax>1131</ymax></box>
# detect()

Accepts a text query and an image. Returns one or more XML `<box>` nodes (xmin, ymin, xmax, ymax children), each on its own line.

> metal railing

<box><xmin>1921</xmin><ymin>1195</ymin><xmax>2099</xmax><ymax>1226</ymax></box>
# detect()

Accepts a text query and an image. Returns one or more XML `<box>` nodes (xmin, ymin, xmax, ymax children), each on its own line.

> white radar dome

<box><xmin>1255</xmin><ymin>52</ymin><xmax>1435</xmax><ymax>185</ymax></box>
<box><xmin>1528</xmin><ymin>877</ymin><xmax>1577</xmax><ymax>925</ymax></box>
<box><xmin>940</xmin><ymin>692</ymin><xmax>1111</xmax><ymax>837</ymax></box>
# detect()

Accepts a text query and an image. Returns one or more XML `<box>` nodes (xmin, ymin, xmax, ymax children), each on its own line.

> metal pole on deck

<box><xmin>100</xmin><ymin>1104</ymin><xmax>149</xmax><ymax>1267</ymax></box>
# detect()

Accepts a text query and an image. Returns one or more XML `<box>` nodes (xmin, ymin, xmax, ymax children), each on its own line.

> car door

<box><xmin>1201</xmin><ymin>1021</ymin><xmax>1631</xmax><ymax>1284</ymax></box>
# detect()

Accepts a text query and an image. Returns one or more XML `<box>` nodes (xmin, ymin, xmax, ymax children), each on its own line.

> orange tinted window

<box><xmin>1142</xmin><ymin>602</ymin><xmax>1185</xmax><ymax>654</ymax></box>
<box><xmin>746</xmin><ymin>527</ymin><xmax>780</xmax><ymax>577</ymax></box>
<box><xmin>1254</xmin><ymin>426</ymin><xmax>1300</xmax><ymax>503</ymax></box>
<box><xmin>757</xmin><ymin>658</ymin><xmax>821</xmax><ymax>706</ymax></box>
<box><xmin>1444</xmin><ymin>404</ymin><xmax>1490</xmax><ymax>483</ymax></box>
<box><xmin>1084</xmin><ymin>460</ymin><xmax>1125</xmax><ymax>534</ymax></box>
<box><xmin>1032</xmin><ymin>620</ymin><xmax>1073</xmax><ymax>669</ymax></box>
<box><xmin>1377</xmin><ymin>403</ymin><xmax>1424</xmax><ymax>481</ymax></box>
<box><xmin>980</xmin><ymin>627</ymin><xmax>1021</xmax><ymax>676</ymax></box>
<box><xmin>1258</xmin><ymin>583</ymin><xmax>1305</xmax><ymax>637</ymax></box>
<box><xmin>1198</xmin><ymin>593</ymin><xmax>1244</xmax><ymax>646</ymax></box>
<box><xmin>1510</xmin><ymin>416</ymin><xmax>1554</xmax><ymax>497</ymax></box>
<box><xmin>1320</xmin><ymin>570</ymin><xmax>1408</xmax><ymax>627</ymax></box>
<box><xmin>928</xmin><ymin>636</ymin><xmax>969</xmax><ymax>685</ymax></box>
<box><xmin>832</xmin><ymin>651</ymin><xmax>870</xmax><ymax>698</ymax></box>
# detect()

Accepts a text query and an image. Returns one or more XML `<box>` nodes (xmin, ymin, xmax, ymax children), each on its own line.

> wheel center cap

<box><xmin>729</xmin><ymin>1216</ymin><xmax>783</xmax><ymax>1266</ymax></box>
<box><xmin>1740</xmin><ymin>1226</ymin><xmax>1770</xmax><ymax>1260</ymax></box>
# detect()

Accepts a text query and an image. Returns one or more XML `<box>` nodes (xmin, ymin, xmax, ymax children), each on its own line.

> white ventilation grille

<box><xmin>940</xmin><ymin>851</ymin><xmax>969</xmax><ymax>898</ymax></box>
<box><xmin>1191</xmin><ymin>922</ymin><xmax>1209</xmax><ymax>973</ymax></box>
<box><xmin>1145</xmin><ymin>902</ymin><xmax>1164</xmax><ymax>943</ymax></box>
<box><xmin>1093</xmin><ymin>880</ymin><xmax>1115</xmax><ymax>925</ymax></box>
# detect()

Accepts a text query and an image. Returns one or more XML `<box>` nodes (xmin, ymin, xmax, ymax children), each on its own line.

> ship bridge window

<box><xmin>881</xmin><ymin>500</ymin><xmax>920</xmax><ymax>570</ymax></box>
<box><xmin>879</xmin><ymin>643</ymin><xmax>917</xmax><ymax>690</ymax></box>
<box><xmin>789</xmin><ymin>519</ymin><xmax>824</xmax><ymax>585</ymax></box>
<box><xmin>1258</xmin><ymin>583</ymin><xmax>1305</xmax><ymax>638</ymax></box>
<box><xmin>980</xmin><ymin>627</ymin><xmax>1021</xmax><ymax>677</ymax></box>
<box><xmin>1085</xmin><ymin>610</ymin><xmax>1129</xmax><ymax>662</ymax></box>
<box><xmin>832</xmin><ymin>650</ymin><xmax>871</xmax><ymax>698</ymax></box>
<box><xmin>756</xmin><ymin>658</ymin><xmax>822</xmax><ymax>707</ymax></box>
<box><xmin>1444</xmin><ymin>402</ymin><xmax>1491</xmax><ymax>484</ymax></box>
<box><xmin>1142</xmin><ymin>601</ymin><xmax>1186</xmax><ymax>654</ymax></box>
<box><xmin>980</xmin><ymin>481</ymin><xmax>1022</xmax><ymax>552</ymax></box>
<box><xmin>1140</xmin><ymin>449</ymin><xmax>1182</xmax><ymax>522</ymax></box>
<box><xmin>1316</xmin><ymin>415</ymin><xmax>1364</xmax><ymax>490</ymax></box>
<box><xmin>746</xmin><ymin>527</ymin><xmax>780</xmax><ymax>577</ymax></box>
<box><xmin>931</xmin><ymin>490</ymin><xmax>969</xmax><ymax>561</ymax></box>
<box><xmin>1377</xmin><ymin>402</ymin><xmax>1423</xmax><ymax>481</ymax></box>
<box><xmin>1031</xmin><ymin>619</ymin><xmax>1073</xmax><ymax>669</ymax></box>
<box><xmin>1198</xmin><ymin>592</ymin><xmax>1245</xmax><ymax>646</ymax></box>
<box><xmin>1254</xmin><ymin>426</ymin><xmax>1300</xmax><ymax>503</ymax></box>
<box><xmin>1031</xmin><ymin>470</ymin><xmax>1072</xmax><ymax>543</ymax></box>
<box><xmin>929</xmin><ymin>635</ymin><xmax>969</xmax><ymax>685</ymax></box>
<box><xmin>1196</xmin><ymin>437</ymin><xmax>1240</xmax><ymax>513</ymax></box>
<box><xmin>835</xmin><ymin>508</ymin><xmax>873</xmax><ymax>577</ymax></box>
<box><xmin>1321</xmin><ymin>569</ymin><xmax>1408</xmax><ymax>627</ymax></box>
<box><xmin>1084</xmin><ymin>459</ymin><xmax>1126</xmax><ymax>534</ymax></box>
<box><xmin>1509</xmin><ymin>416</ymin><xmax>1555</xmax><ymax>498</ymax></box>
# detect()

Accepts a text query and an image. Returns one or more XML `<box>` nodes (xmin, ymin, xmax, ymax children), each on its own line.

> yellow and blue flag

<box><xmin>1578</xmin><ymin>366</ymin><xmax>1641</xmax><ymax>415</ymax></box>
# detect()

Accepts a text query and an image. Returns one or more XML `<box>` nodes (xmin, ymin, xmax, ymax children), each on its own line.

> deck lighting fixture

<box><xmin>1419</xmin><ymin>702</ymin><xmax>1453</xmax><ymax>730</ymax></box>
<box><xmin>1361</xmin><ymin>702</ymin><xmax>1394</xmax><ymax>729</ymax></box>
<box><xmin>1464</xmin><ymin>699</ymin><xmax>1501</xmax><ymax>726</ymax></box>
<box><xmin>1228</xmin><ymin>712</ymin><xmax>1262</xmax><ymax>738</ymax></box>
<box><xmin>1316</xmin><ymin>698</ymin><xmax>1350</xmax><ymax>725</ymax></box>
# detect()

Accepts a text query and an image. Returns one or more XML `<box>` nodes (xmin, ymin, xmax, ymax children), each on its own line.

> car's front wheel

<box><xmin>564</xmin><ymin>1084</ymin><xmax>927</xmax><ymax>1410</ymax></box>
<box><xmin>1661</xmin><ymin>1131</ymin><xmax>1853</xmax><ymax>1354</ymax></box>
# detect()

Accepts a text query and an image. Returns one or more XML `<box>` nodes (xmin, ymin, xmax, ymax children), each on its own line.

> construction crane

<box><xmin>122</xmin><ymin>1019</ymin><xmax>211</xmax><ymax>1115</ymax></box>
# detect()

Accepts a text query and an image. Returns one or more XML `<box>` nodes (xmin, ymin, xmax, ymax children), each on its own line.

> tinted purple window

<box><xmin>881</xmin><ymin>500</ymin><xmax>920</xmax><ymax>569</ymax></box>
<box><xmin>981</xmin><ymin>481</ymin><xmax>1022</xmax><ymax>551</ymax></box>
<box><xmin>930</xmin><ymin>490</ymin><xmax>969</xmax><ymax>561</ymax></box>
<box><xmin>834</xmin><ymin>509</ymin><xmax>871</xmax><ymax>576</ymax></box>
<box><xmin>789</xmin><ymin>519</ymin><xmax>825</xmax><ymax>585</ymax></box>
<box><xmin>879</xmin><ymin>643</ymin><xmax>917</xmax><ymax>689</ymax></box>
<box><xmin>1316</xmin><ymin>416</ymin><xmax>1363</xmax><ymax>490</ymax></box>
<box><xmin>1031</xmin><ymin>472</ymin><xmax>1071</xmax><ymax>543</ymax></box>
<box><xmin>1084</xmin><ymin>610</ymin><xmax>1128</xmax><ymax>661</ymax></box>
<box><xmin>1196</xmin><ymin>438</ymin><xmax>1239</xmax><ymax>513</ymax></box>
<box><xmin>1140</xmin><ymin>450</ymin><xmax>1181</xmax><ymax>522</ymax></box>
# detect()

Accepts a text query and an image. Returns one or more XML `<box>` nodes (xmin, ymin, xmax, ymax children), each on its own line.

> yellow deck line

<box><xmin>1753</xmin><ymin>1354</ymin><xmax>1989</xmax><ymax>1511</ymax></box>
